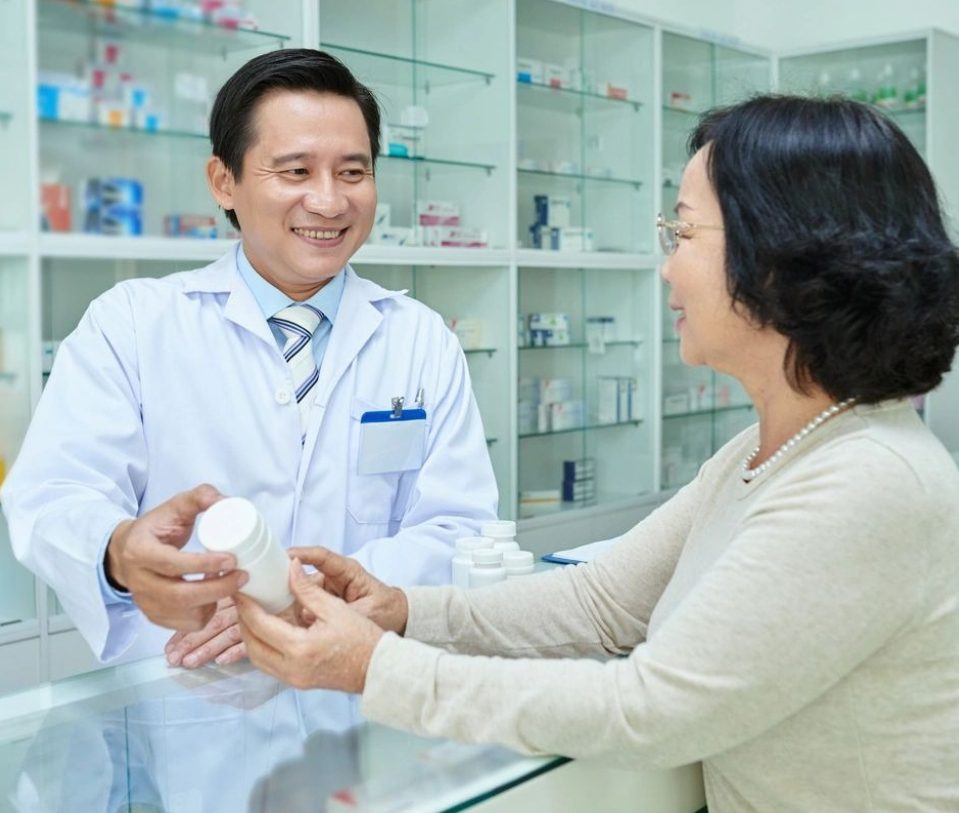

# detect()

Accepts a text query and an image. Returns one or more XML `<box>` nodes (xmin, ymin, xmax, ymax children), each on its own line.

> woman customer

<box><xmin>236</xmin><ymin>95</ymin><xmax>959</xmax><ymax>811</ymax></box>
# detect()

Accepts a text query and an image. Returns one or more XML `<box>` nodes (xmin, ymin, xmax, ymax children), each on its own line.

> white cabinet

<box><xmin>1</xmin><ymin>2</ymin><xmax>956</xmax><ymax>689</ymax></box>
<box><xmin>0</xmin><ymin>0</ymin><xmax>38</xmax><ymax>648</ymax></box>
<box><xmin>516</xmin><ymin>0</ymin><xmax>654</xmax><ymax>255</ymax></box>
<box><xmin>517</xmin><ymin>262</ymin><xmax>657</xmax><ymax>517</ymax></box>
<box><xmin>321</xmin><ymin>0</ymin><xmax>511</xmax><ymax>252</ymax></box>
<box><xmin>0</xmin><ymin>255</ymin><xmax>36</xmax><ymax>638</ymax></box>
<box><xmin>514</xmin><ymin>2</ymin><xmax>659</xmax><ymax>518</ymax></box>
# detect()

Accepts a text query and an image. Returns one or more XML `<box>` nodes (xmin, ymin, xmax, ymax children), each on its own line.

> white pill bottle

<box><xmin>452</xmin><ymin>536</ymin><xmax>493</xmax><ymax>588</ymax></box>
<box><xmin>481</xmin><ymin>520</ymin><xmax>519</xmax><ymax>553</ymax></box>
<box><xmin>504</xmin><ymin>550</ymin><xmax>535</xmax><ymax>579</ymax></box>
<box><xmin>197</xmin><ymin>497</ymin><xmax>294</xmax><ymax>613</ymax></box>
<box><xmin>469</xmin><ymin>548</ymin><xmax>507</xmax><ymax>588</ymax></box>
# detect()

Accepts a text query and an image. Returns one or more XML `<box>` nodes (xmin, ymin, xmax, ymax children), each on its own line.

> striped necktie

<box><xmin>269</xmin><ymin>303</ymin><xmax>323</xmax><ymax>435</ymax></box>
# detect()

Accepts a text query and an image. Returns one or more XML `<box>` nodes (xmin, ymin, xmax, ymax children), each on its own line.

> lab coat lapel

<box><xmin>312</xmin><ymin>267</ymin><xmax>385</xmax><ymax>407</ymax></box>
<box><xmin>203</xmin><ymin>246</ymin><xmax>277</xmax><ymax>347</ymax></box>
<box><xmin>297</xmin><ymin>267</ymin><xmax>388</xmax><ymax>481</ymax></box>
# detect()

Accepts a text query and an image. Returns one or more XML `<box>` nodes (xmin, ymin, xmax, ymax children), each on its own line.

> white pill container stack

<box><xmin>469</xmin><ymin>548</ymin><xmax>507</xmax><ymax>588</ymax></box>
<box><xmin>452</xmin><ymin>536</ymin><xmax>493</xmax><ymax>588</ymax></box>
<box><xmin>481</xmin><ymin>520</ymin><xmax>519</xmax><ymax>553</ymax></box>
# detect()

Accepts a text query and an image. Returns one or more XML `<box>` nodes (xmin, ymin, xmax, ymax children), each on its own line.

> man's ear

<box><xmin>206</xmin><ymin>155</ymin><xmax>235</xmax><ymax>211</ymax></box>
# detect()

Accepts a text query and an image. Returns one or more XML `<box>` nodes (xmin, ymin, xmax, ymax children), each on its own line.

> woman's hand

<box><xmin>288</xmin><ymin>546</ymin><xmax>409</xmax><ymax>635</ymax></box>
<box><xmin>236</xmin><ymin>558</ymin><xmax>383</xmax><ymax>693</ymax></box>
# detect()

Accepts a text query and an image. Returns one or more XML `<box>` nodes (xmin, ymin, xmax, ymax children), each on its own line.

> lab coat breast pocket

<box><xmin>346</xmin><ymin>398</ymin><xmax>425</xmax><ymax>525</ymax></box>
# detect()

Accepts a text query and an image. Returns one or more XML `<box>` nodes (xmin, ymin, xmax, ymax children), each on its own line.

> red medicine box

<box><xmin>41</xmin><ymin>184</ymin><xmax>72</xmax><ymax>232</ymax></box>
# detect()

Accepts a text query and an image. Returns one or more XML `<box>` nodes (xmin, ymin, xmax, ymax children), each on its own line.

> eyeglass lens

<box><xmin>657</xmin><ymin>221</ymin><xmax>677</xmax><ymax>255</ymax></box>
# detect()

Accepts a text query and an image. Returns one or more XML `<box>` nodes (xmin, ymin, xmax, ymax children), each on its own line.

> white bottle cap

<box><xmin>480</xmin><ymin>520</ymin><xmax>516</xmax><ymax>540</ymax></box>
<box><xmin>197</xmin><ymin>497</ymin><xmax>263</xmax><ymax>559</ymax></box>
<box><xmin>503</xmin><ymin>550</ymin><xmax>534</xmax><ymax>569</ymax></box>
<box><xmin>455</xmin><ymin>536</ymin><xmax>493</xmax><ymax>553</ymax></box>
<box><xmin>472</xmin><ymin>548</ymin><xmax>504</xmax><ymax>565</ymax></box>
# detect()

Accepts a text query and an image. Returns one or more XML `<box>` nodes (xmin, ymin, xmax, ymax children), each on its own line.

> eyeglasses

<box><xmin>656</xmin><ymin>214</ymin><xmax>723</xmax><ymax>255</ymax></box>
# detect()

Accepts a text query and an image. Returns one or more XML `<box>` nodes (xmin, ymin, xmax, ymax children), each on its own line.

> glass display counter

<box><xmin>0</xmin><ymin>653</ymin><xmax>707</xmax><ymax>812</ymax></box>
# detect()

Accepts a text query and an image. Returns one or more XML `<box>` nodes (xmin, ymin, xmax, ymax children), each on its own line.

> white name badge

<box><xmin>357</xmin><ymin>408</ymin><xmax>427</xmax><ymax>475</ymax></box>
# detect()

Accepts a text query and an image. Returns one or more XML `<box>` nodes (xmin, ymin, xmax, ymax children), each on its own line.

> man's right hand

<box><xmin>289</xmin><ymin>547</ymin><xmax>408</xmax><ymax>635</ymax></box>
<box><xmin>106</xmin><ymin>484</ymin><xmax>248</xmax><ymax>632</ymax></box>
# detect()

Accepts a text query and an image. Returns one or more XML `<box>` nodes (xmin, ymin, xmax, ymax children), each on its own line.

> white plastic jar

<box><xmin>481</xmin><ymin>520</ymin><xmax>517</xmax><ymax>543</ymax></box>
<box><xmin>469</xmin><ymin>548</ymin><xmax>506</xmax><ymax>588</ymax></box>
<box><xmin>452</xmin><ymin>536</ymin><xmax>492</xmax><ymax>588</ymax></box>
<box><xmin>197</xmin><ymin>497</ymin><xmax>294</xmax><ymax>614</ymax></box>
<box><xmin>504</xmin><ymin>550</ymin><xmax>535</xmax><ymax>579</ymax></box>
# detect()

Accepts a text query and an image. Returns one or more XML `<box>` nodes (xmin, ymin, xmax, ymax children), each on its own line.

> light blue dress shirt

<box><xmin>98</xmin><ymin>246</ymin><xmax>347</xmax><ymax>604</ymax></box>
<box><xmin>235</xmin><ymin>244</ymin><xmax>345</xmax><ymax>366</ymax></box>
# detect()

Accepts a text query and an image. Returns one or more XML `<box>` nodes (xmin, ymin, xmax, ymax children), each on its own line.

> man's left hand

<box><xmin>165</xmin><ymin>596</ymin><xmax>246</xmax><ymax>669</ymax></box>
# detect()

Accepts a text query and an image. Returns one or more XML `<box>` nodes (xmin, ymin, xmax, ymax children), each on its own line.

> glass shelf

<box><xmin>0</xmin><ymin>112</ymin><xmax>11</xmax><ymax>128</ymax></box>
<box><xmin>463</xmin><ymin>348</ymin><xmax>497</xmax><ymax>357</ymax></box>
<box><xmin>662</xmin><ymin>105</ymin><xmax>706</xmax><ymax>117</ymax></box>
<box><xmin>520</xmin><ymin>340</ymin><xmax>643</xmax><ymax>351</ymax></box>
<box><xmin>881</xmin><ymin>106</ymin><xmax>926</xmax><ymax>118</ymax></box>
<box><xmin>663</xmin><ymin>403</ymin><xmax>754</xmax><ymax>420</ymax></box>
<box><xmin>519</xmin><ymin>491</ymin><xmax>648</xmax><ymax>518</ymax></box>
<box><xmin>39</xmin><ymin>116</ymin><xmax>207</xmax><ymax>142</ymax></box>
<box><xmin>382</xmin><ymin>153</ymin><xmax>496</xmax><ymax>174</ymax></box>
<box><xmin>322</xmin><ymin>43</ymin><xmax>494</xmax><ymax>87</ymax></box>
<box><xmin>38</xmin><ymin>0</ymin><xmax>290</xmax><ymax>53</ymax></box>
<box><xmin>517</xmin><ymin>80</ymin><xmax>643</xmax><ymax>112</ymax></box>
<box><xmin>519</xmin><ymin>419</ymin><xmax>643</xmax><ymax>439</ymax></box>
<box><xmin>517</xmin><ymin>168</ymin><xmax>643</xmax><ymax>189</ymax></box>
<box><xmin>486</xmin><ymin>437</ymin><xmax>498</xmax><ymax>446</ymax></box>
<box><xmin>520</xmin><ymin>499</ymin><xmax>597</xmax><ymax>518</ymax></box>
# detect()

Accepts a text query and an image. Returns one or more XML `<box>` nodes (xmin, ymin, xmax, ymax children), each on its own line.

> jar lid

<box><xmin>503</xmin><ymin>550</ymin><xmax>534</xmax><ymax>568</ymax></box>
<box><xmin>472</xmin><ymin>548</ymin><xmax>504</xmax><ymax>565</ymax></box>
<box><xmin>197</xmin><ymin>497</ymin><xmax>263</xmax><ymax>559</ymax></box>
<box><xmin>455</xmin><ymin>536</ymin><xmax>493</xmax><ymax>553</ymax></box>
<box><xmin>480</xmin><ymin>520</ymin><xmax>516</xmax><ymax>539</ymax></box>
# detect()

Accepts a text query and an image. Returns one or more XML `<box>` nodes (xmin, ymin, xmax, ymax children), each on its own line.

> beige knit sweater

<box><xmin>362</xmin><ymin>401</ymin><xmax>959</xmax><ymax>812</ymax></box>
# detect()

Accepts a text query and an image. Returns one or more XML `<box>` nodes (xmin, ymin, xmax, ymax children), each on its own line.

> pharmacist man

<box><xmin>1</xmin><ymin>49</ymin><xmax>497</xmax><ymax>668</ymax></box>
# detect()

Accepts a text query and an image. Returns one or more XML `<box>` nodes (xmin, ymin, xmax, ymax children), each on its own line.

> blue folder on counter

<box><xmin>541</xmin><ymin>536</ymin><xmax>622</xmax><ymax>565</ymax></box>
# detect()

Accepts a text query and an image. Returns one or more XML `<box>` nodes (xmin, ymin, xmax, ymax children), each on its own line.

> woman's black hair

<box><xmin>689</xmin><ymin>94</ymin><xmax>959</xmax><ymax>402</ymax></box>
<box><xmin>209</xmin><ymin>48</ymin><xmax>380</xmax><ymax>230</ymax></box>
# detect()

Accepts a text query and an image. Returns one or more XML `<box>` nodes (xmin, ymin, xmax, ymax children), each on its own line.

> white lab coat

<box><xmin>1</xmin><ymin>248</ymin><xmax>497</xmax><ymax>661</ymax></box>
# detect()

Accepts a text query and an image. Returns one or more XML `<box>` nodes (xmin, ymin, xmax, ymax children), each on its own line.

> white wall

<box><xmin>613</xmin><ymin>0</ymin><xmax>959</xmax><ymax>52</ymax></box>
<box><xmin>743</xmin><ymin>0</ymin><xmax>959</xmax><ymax>52</ymax></box>
<box><xmin>602</xmin><ymin>0</ymin><xmax>759</xmax><ymax>47</ymax></box>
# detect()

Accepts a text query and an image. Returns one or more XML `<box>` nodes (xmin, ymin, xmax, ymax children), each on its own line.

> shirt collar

<box><xmin>235</xmin><ymin>243</ymin><xmax>346</xmax><ymax>324</ymax></box>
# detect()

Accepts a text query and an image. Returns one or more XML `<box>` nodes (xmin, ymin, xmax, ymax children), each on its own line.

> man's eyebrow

<box><xmin>268</xmin><ymin>152</ymin><xmax>372</xmax><ymax>168</ymax></box>
<box><xmin>269</xmin><ymin>152</ymin><xmax>310</xmax><ymax>167</ymax></box>
<box><xmin>341</xmin><ymin>153</ymin><xmax>372</xmax><ymax>167</ymax></box>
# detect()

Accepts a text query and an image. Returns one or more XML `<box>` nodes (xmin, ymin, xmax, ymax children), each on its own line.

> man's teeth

<box><xmin>295</xmin><ymin>228</ymin><xmax>343</xmax><ymax>240</ymax></box>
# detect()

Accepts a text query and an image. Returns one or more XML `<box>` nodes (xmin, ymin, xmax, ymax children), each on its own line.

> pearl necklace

<box><xmin>741</xmin><ymin>397</ymin><xmax>857</xmax><ymax>482</ymax></box>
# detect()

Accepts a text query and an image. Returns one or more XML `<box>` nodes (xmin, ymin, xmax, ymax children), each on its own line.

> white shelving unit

<box><xmin>1</xmin><ymin>1</ymin><xmax>957</xmax><ymax>692</ymax></box>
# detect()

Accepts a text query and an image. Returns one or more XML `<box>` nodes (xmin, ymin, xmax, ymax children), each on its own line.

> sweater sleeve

<box><xmin>362</xmin><ymin>439</ymin><xmax>933</xmax><ymax>768</ymax></box>
<box><xmin>401</xmin><ymin>471</ymin><xmax>703</xmax><ymax>659</ymax></box>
